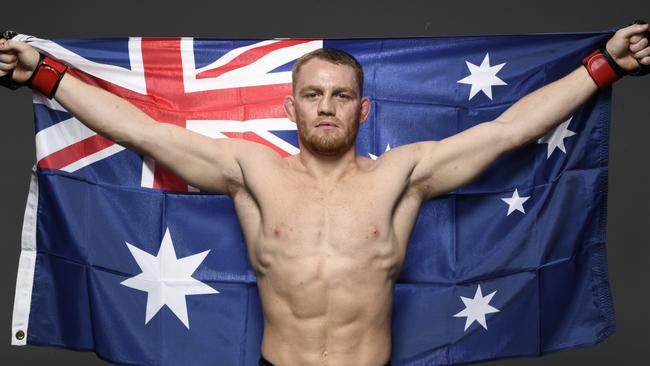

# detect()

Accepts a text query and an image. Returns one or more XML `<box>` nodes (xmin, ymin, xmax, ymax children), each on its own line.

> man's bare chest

<box><xmin>250</xmin><ymin>185</ymin><xmax>405</xmax><ymax>282</ymax></box>
<box><xmin>234</xmin><ymin>166</ymin><xmax>420</xmax><ymax>272</ymax></box>
<box><xmin>261</xmin><ymin>182</ymin><xmax>391</xmax><ymax>243</ymax></box>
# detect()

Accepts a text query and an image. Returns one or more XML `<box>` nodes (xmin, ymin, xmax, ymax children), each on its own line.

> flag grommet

<box><xmin>15</xmin><ymin>330</ymin><xmax>25</xmax><ymax>341</ymax></box>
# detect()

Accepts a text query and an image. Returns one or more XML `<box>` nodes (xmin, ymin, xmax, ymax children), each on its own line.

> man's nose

<box><xmin>317</xmin><ymin>95</ymin><xmax>335</xmax><ymax>116</ymax></box>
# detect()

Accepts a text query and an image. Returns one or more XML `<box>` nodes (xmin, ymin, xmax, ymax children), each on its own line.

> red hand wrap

<box><xmin>581</xmin><ymin>49</ymin><xmax>620</xmax><ymax>89</ymax></box>
<box><xmin>29</xmin><ymin>56</ymin><xmax>68</xmax><ymax>99</ymax></box>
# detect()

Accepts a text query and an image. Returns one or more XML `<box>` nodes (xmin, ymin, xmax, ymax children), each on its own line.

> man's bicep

<box><xmin>140</xmin><ymin>123</ymin><xmax>265</xmax><ymax>195</ymax></box>
<box><xmin>410</xmin><ymin>121</ymin><xmax>512</xmax><ymax>198</ymax></box>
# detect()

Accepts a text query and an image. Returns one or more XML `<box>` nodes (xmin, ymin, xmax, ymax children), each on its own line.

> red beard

<box><xmin>298</xmin><ymin>116</ymin><xmax>360</xmax><ymax>156</ymax></box>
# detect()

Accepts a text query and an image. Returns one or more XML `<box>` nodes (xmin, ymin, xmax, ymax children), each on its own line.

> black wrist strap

<box><xmin>1</xmin><ymin>30</ymin><xmax>17</xmax><ymax>39</ymax></box>
<box><xmin>600</xmin><ymin>46</ymin><xmax>627</xmax><ymax>77</ymax></box>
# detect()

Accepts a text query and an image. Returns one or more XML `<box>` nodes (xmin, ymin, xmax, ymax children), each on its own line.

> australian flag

<box><xmin>10</xmin><ymin>32</ymin><xmax>615</xmax><ymax>365</ymax></box>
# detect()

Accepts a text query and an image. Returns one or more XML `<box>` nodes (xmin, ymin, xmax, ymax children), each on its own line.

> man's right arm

<box><xmin>0</xmin><ymin>38</ymin><xmax>277</xmax><ymax>195</ymax></box>
<box><xmin>54</xmin><ymin>73</ymin><xmax>258</xmax><ymax>194</ymax></box>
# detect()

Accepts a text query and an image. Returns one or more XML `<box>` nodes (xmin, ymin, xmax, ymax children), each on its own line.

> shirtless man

<box><xmin>1</xmin><ymin>24</ymin><xmax>649</xmax><ymax>366</ymax></box>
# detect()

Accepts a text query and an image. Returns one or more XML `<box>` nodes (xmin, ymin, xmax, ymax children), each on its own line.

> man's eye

<box><xmin>305</xmin><ymin>92</ymin><xmax>318</xmax><ymax>98</ymax></box>
<box><xmin>337</xmin><ymin>93</ymin><xmax>351</xmax><ymax>100</ymax></box>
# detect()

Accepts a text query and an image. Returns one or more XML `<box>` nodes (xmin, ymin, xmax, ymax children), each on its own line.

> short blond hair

<box><xmin>292</xmin><ymin>48</ymin><xmax>364</xmax><ymax>94</ymax></box>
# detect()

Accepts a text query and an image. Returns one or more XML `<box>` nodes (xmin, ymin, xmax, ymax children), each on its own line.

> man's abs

<box><xmin>255</xmin><ymin>243</ymin><xmax>397</xmax><ymax>366</ymax></box>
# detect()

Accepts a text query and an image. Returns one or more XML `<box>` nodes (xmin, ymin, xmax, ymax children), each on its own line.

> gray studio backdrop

<box><xmin>1</xmin><ymin>1</ymin><xmax>648</xmax><ymax>365</ymax></box>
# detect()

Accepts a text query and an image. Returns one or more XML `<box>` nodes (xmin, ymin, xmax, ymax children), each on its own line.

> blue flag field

<box><xmin>10</xmin><ymin>32</ymin><xmax>615</xmax><ymax>365</ymax></box>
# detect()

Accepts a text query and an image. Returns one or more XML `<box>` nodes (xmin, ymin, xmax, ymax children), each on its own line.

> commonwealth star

<box><xmin>121</xmin><ymin>228</ymin><xmax>218</xmax><ymax>329</ymax></box>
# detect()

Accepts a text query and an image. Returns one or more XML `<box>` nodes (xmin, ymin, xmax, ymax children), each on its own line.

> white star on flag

<box><xmin>121</xmin><ymin>228</ymin><xmax>218</xmax><ymax>329</ymax></box>
<box><xmin>453</xmin><ymin>285</ymin><xmax>500</xmax><ymax>331</ymax></box>
<box><xmin>537</xmin><ymin>117</ymin><xmax>577</xmax><ymax>158</ymax></box>
<box><xmin>501</xmin><ymin>188</ymin><xmax>530</xmax><ymax>216</ymax></box>
<box><xmin>457</xmin><ymin>53</ymin><xmax>507</xmax><ymax>100</ymax></box>
<box><xmin>369</xmin><ymin>144</ymin><xmax>391</xmax><ymax>160</ymax></box>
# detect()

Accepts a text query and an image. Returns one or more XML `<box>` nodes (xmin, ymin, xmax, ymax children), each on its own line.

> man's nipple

<box><xmin>367</xmin><ymin>224</ymin><xmax>380</xmax><ymax>238</ymax></box>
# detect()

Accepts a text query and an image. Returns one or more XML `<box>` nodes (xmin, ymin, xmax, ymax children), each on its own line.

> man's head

<box><xmin>285</xmin><ymin>48</ymin><xmax>371</xmax><ymax>156</ymax></box>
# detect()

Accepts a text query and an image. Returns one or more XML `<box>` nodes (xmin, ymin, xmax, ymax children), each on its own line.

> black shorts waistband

<box><xmin>259</xmin><ymin>355</ymin><xmax>391</xmax><ymax>366</ymax></box>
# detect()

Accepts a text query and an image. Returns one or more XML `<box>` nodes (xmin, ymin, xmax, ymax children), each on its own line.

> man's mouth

<box><xmin>316</xmin><ymin>120</ymin><xmax>339</xmax><ymax>129</ymax></box>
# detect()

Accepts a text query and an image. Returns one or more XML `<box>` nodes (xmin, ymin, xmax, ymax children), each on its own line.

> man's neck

<box><xmin>293</xmin><ymin>146</ymin><xmax>362</xmax><ymax>183</ymax></box>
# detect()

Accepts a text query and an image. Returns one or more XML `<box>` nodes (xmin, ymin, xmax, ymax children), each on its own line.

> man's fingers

<box><xmin>616</xmin><ymin>23</ymin><xmax>650</xmax><ymax>39</ymax></box>
<box><xmin>0</xmin><ymin>38</ymin><xmax>27</xmax><ymax>53</ymax></box>
<box><xmin>634</xmin><ymin>46</ymin><xmax>650</xmax><ymax>59</ymax></box>
<box><xmin>0</xmin><ymin>70</ymin><xmax>7</xmax><ymax>77</ymax></box>
<box><xmin>640</xmin><ymin>56</ymin><xmax>650</xmax><ymax>65</ymax></box>
<box><xmin>0</xmin><ymin>61</ymin><xmax>16</xmax><ymax>71</ymax></box>
<box><xmin>630</xmin><ymin>37</ymin><xmax>649</xmax><ymax>52</ymax></box>
<box><xmin>0</xmin><ymin>53</ymin><xmax>17</xmax><ymax>63</ymax></box>
<box><xmin>0</xmin><ymin>46</ymin><xmax>17</xmax><ymax>69</ymax></box>
<box><xmin>0</xmin><ymin>39</ymin><xmax>8</xmax><ymax>53</ymax></box>
<box><xmin>630</xmin><ymin>34</ymin><xmax>644</xmax><ymax>43</ymax></box>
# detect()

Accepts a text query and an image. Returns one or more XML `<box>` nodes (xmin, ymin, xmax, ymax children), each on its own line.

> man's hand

<box><xmin>0</xmin><ymin>38</ymin><xmax>40</xmax><ymax>83</ymax></box>
<box><xmin>606</xmin><ymin>22</ymin><xmax>650</xmax><ymax>72</ymax></box>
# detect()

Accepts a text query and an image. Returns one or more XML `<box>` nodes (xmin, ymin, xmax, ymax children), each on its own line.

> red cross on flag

<box><xmin>29</xmin><ymin>36</ymin><xmax>321</xmax><ymax>191</ymax></box>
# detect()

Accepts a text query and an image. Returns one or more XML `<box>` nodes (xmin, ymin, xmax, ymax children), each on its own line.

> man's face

<box><xmin>285</xmin><ymin>58</ymin><xmax>370</xmax><ymax>156</ymax></box>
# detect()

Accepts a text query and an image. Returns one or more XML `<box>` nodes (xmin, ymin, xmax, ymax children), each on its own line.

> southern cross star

<box><xmin>457</xmin><ymin>53</ymin><xmax>507</xmax><ymax>100</ymax></box>
<box><xmin>453</xmin><ymin>285</ymin><xmax>500</xmax><ymax>331</ymax></box>
<box><xmin>501</xmin><ymin>188</ymin><xmax>530</xmax><ymax>216</ymax></box>
<box><xmin>537</xmin><ymin>116</ymin><xmax>577</xmax><ymax>158</ymax></box>
<box><xmin>121</xmin><ymin>228</ymin><xmax>218</xmax><ymax>329</ymax></box>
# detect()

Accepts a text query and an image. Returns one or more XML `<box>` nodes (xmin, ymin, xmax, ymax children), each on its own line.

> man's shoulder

<box><xmin>230</xmin><ymin>139</ymin><xmax>287</xmax><ymax>168</ymax></box>
<box><xmin>370</xmin><ymin>142</ymin><xmax>431</xmax><ymax>170</ymax></box>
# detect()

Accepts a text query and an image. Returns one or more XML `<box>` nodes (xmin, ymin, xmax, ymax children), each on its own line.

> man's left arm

<box><xmin>407</xmin><ymin>22</ymin><xmax>649</xmax><ymax>200</ymax></box>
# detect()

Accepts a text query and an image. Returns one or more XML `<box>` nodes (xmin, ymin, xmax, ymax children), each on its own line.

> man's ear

<box><xmin>359</xmin><ymin>96</ymin><xmax>371</xmax><ymax>124</ymax></box>
<box><xmin>284</xmin><ymin>95</ymin><xmax>296</xmax><ymax>123</ymax></box>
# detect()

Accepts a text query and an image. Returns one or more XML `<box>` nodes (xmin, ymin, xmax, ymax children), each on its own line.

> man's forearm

<box><xmin>54</xmin><ymin>72</ymin><xmax>156</xmax><ymax>155</ymax></box>
<box><xmin>496</xmin><ymin>66</ymin><xmax>599</xmax><ymax>149</ymax></box>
